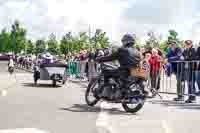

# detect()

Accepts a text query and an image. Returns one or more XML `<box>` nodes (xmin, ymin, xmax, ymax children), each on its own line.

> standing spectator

<box><xmin>195</xmin><ymin>42</ymin><xmax>200</xmax><ymax>95</ymax></box>
<box><xmin>182</xmin><ymin>40</ymin><xmax>196</xmax><ymax>103</ymax></box>
<box><xmin>166</xmin><ymin>40</ymin><xmax>185</xmax><ymax>101</ymax></box>
<box><xmin>149</xmin><ymin>48</ymin><xmax>162</xmax><ymax>91</ymax></box>
<box><xmin>142</xmin><ymin>52</ymin><xmax>151</xmax><ymax>74</ymax></box>
<box><xmin>79</xmin><ymin>50</ymin><xmax>88</xmax><ymax>80</ymax></box>
<box><xmin>87</xmin><ymin>49</ymin><xmax>97</xmax><ymax>81</ymax></box>
<box><xmin>142</xmin><ymin>53</ymin><xmax>151</xmax><ymax>89</ymax></box>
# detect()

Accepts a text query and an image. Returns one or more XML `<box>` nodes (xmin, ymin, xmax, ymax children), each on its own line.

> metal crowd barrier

<box><xmin>66</xmin><ymin>60</ymin><xmax>200</xmax><ymax>98</ymax></box>
<box><xmin>66</xmin><ymin>61</ymin><xmax>98</xmax><ymax>81</ymax></box>
<box><xmin>155</xmin><ymin>60</ymin><xmax>200</xmax><ymax>97</ymax></box>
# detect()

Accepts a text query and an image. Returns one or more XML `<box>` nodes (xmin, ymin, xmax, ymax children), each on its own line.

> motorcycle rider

<box><xmin>96</xmin><ymin>34</ymin><xmax>142</xmax><ymax>94</ymax></box>
<box><xmin>8</xmin><ymin>56</ymin><xmax>15</xmax><ymax>74</ymax></box>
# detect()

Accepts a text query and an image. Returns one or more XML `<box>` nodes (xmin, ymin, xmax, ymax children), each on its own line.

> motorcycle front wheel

<box><xmin>85</xmin><ymin>78</ymin><xmax>100</xmax><ymax>106</ymax></box>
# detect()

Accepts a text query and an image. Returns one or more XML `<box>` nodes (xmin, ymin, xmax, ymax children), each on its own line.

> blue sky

<box><xmin>0</xmin><ymin>0</ymin><xmax>200</xmax><ymax>43</ymax></box>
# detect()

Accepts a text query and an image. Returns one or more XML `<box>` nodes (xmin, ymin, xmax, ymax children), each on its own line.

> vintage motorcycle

<box><xmin>85</xmin><ymin>62</ymin><xmax>147</xmax><ymax>113</ymax></box>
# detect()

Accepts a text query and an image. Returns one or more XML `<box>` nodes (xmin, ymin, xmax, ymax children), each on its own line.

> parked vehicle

<box><xmin>0</xmin><ymin>54</ymin><xmax>10</xmax><ymax>61</ymax></box>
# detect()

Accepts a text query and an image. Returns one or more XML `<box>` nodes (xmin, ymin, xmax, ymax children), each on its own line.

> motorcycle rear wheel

<box><xmin>122</xmin><ymin>81</ymin><xmax>145</xmax><ymax>113</ymax></box>
<box><xmin>122</xmin><ymin>99</ymin><xmax>144</xmax><ymax>113</ymax></box>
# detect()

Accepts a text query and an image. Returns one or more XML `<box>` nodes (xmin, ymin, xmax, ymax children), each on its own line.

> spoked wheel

<box><xmin>85</xmin><ymin>78</ymin><xmax>100</xmax><ymax>106</ymax></box>
<box><xmin>122</xmin><ymin>82</ymin><xmax>145</xmax><ymax>113</ymax></box>
<box><xmin>122</xmin><ymin>98</ymin><xmax>145</xmax><ymax>113</ymax></box>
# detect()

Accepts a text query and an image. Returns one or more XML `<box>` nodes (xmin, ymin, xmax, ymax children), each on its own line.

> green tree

<box><xmin>134</xmin><ymin>34</ymin><xmax>142</xmax><ymax>48</ymax></box>
<box><xmin>35</xmin><ymin>39</ymin><xmax>46</xmax><ymax>55</ymax></box>
<box><xmin>168</xmin><ymin>29</ymin><xmax>183</xmax><ymax>47</ymax></box>
<box><xmin>169</xmin><ymin>30</ymin><xmax>178</xmax><ymax>40</ymax></box>
<box><xmin>159</xmin><ymin>40</ymin><xmax>168</xmax><ymax>55</ymax></box>
<box><xmin>0</xmin><ymin>29</ymin><xmax>12</xmax><ymax>52</ymax></box>
<box><xmin>92</xmin><ymin>29</ymin><xmax>110</xmax><ymax>49</ymax></box>
<box><xmin>72</xmin><ymin>32</ymin><xmax>89</xmax><ymax>53</ymax></box>
<box><xmin>11</xmin><ymin>20</ymin><xmax>27</xmax><ymax>54</ymax></box>
<box><xmin>158</xmin><ymin>30</ymin><xmax>183</xmax><ymax>55</ymax></box>
<box><xmin>47</xmin><ymin>33</ymin><xmax>59</xmax><ymax>55</ymax></box>
<box><xmin>60</xmin><ymin>32</ymin><xmax>74</xmax><ymax>55</ymax></box>
<box><xmin>26</xmin><ymin>40</ymin><xmax>34</xmax><ymax>54</ymax></box>
<box><xmin>145</xmin><ymin>31</ymin><xmax>159</xmax><ymax>48</ymax></box>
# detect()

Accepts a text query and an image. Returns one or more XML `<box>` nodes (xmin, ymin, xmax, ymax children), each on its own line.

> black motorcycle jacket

<box><xmin>97</xmin><ymin>46</ymin><xmax>141</xmax><ymax>69</ymax></box>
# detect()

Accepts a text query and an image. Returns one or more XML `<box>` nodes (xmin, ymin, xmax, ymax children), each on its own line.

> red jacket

<box><xmin>149</xmin><ymin>55</ymin><xmax>161</xmax><ymax>73</ymax></box>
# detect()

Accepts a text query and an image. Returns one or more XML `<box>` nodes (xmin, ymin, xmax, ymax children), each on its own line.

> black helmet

<box><xmin>121</xmin><ymin>34</ymin><xmax>136</xmax><ymax>47</ymax></box>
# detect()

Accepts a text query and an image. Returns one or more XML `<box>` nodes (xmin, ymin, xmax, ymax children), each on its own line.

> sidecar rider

<box><xmin>96</xmin><ymin>34</ymin><xmax>144</xmax><ymax>93</ymax></box>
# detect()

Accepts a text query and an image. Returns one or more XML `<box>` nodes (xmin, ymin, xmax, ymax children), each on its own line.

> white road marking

<box><xmin>162</xmin><ymin>120</ymin><xmax>173</xmax><ymax>133</ymax></box>
<box><xmin>96</xmin><ymin>101</ymin><xmax>117</xmax><ymax>133</ymax></box>
<box><xmin>96</xmin><ymin>100</ymin><xmax>175</xmax><ymax>133</ymax></box>
<box><xmin>0</xmin><ymin>128</ymin><xmax>50</xmax><ymax>133</ymax></box>
<box><xmin>1</xmin><ymin>89</ymin><xmax>7</xmax><ymax>96</ymax></box>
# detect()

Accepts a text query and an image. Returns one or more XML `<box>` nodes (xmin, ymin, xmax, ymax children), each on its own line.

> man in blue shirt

<box><xmin>166</xmin><ymin>41</ymin><xmax>185</xmax><ymax>101</ymax></box>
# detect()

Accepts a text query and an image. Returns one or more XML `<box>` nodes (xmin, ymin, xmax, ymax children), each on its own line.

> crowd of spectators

<box><xmin>11</xmin><ymin>40</ymin><xmax>200</xmax><ymax>103</ymax></box>
<box><xmin>139</xmin><ymin>40</ymin><xmax>200</xmax><ymax>103</ymax></box>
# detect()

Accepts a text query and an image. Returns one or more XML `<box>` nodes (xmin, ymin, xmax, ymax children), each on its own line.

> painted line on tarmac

<box><xmin>161</xmin><ymin>101</ymin><xmax>173</xmax><ymax>133</ymax></box>
<box><xmin>96</xmin><ymin>101</ymin><xmax>117</xmax><ymax>133</ymax></box>
<box><xmin>0</xmin><ymin>80</ymin><xmax>17</xmax><ymax>97</ymax></box>
<box><xmin>162</xmin><ymin>120</ymin><xmax>173</xmax><ymax>133</ymax></box>
<box><xmin>0</xmin><ymin>128</ymin><xmax>51</xmax><ymax>133</ymax></box>
<box><xmin>96</xmin><ymin>101</ymin><xmax>174</xmax><ymax>133</ymax></box>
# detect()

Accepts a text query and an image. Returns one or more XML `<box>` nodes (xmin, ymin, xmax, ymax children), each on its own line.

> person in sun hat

<box><xmin>41</xmin><ymin>52</ymin><xmax>54</xmax><ymax>64</ymax></box>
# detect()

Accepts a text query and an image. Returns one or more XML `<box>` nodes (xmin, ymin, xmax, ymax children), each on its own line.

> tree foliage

<box><xmin>60</xmin><ymin>32</ymin><xmax>73</xmax><ymax>55</ymax></box>
<box><xmin>0</xmin><ymin>19</ymin><xmax>187</xmax><ymax>56</ymax></box>
<box><xmin>11</xmin><ymin>20</ymin><xmax>27</xmax><ymax>54</ymax></box>
<box><xmin>145</xmin><ymin>31</ymin><xmax>159</xmax><ymax>48</ymax></box>
<box><xmin>47</xmin><ymin>33</ymin><xmax>59</xmax><ymax>55</ymax></box>
<box><xmin>26</xmin><ymin>40</ymin><xmax>34</xmax><ymax>54</ymax></box>
<box><xmin>91</xmin><ymin>29</ymin><xmax>110</xmax><ymax>49</ymax></box>
<box><xmin>35</xmin><ymin>39</ymin><xmax>46</xmax><ymax>55</ymax></box>
<box><xmin>0</xmin><ymin>29</ymin><xmax>12</xmax><ymax>52</ymax></box>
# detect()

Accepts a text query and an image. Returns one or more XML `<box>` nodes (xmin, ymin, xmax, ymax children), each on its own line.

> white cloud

<box><xmin>0</xmin><ymin>0</ymin><xmax>200</xmax><ymax>43</ymax></box>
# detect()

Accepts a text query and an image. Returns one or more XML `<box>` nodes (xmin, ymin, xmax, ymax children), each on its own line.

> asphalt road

<box><xmin>0</xmin><ymin>61</ymin><xmax>99</xmax><ymax>133</ymax></box>
<box><xmin>0</xmin><ymin>61</ymin><xmax>200</xmax><ymax>133</ymax></box>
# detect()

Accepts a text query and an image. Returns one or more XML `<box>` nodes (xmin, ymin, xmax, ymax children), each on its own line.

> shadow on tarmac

<box><xmin>22</xmin><ymin>83</ymin><xmax>62</xmax><ymax>88</ymax></box>
<box><xmin>149</xmin><ymin>100</ymin><xmax>200</xmax><ymax>110</ymax></box>
<box><xmin>60</xmin><ymin>104</ymin><xmax>134</xmax><ymax>115</ymax></box>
